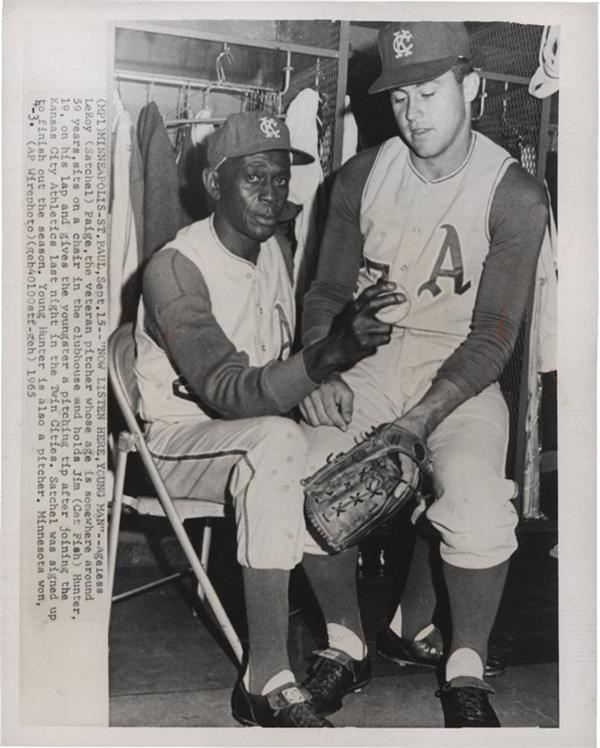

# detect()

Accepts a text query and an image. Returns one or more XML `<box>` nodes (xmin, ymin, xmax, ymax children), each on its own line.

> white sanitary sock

<box><xmin>414</xmin><ymin>622</ymin><xmax>435</xmax><ymax>641</ymax></box>
<box><xmin>445</xmin><ymin>647</ymin><xmax>484</xmax><ymax>682</ymax></box>
<box><xmin>327</xmin><ymin>623</ymin><xmax>367</xmax><ymax>660</ymax></box>
<box><xmin>243</xmin><ymin>667</ymin><xmax>296</xmax><ymax>695</ymax></box>
<box><xmin>388</xmin><ymin>606</ymin><xmax>434</xmax><ymax>641</ymax></box>
<box><xmin>388</xmin><ymin>606</ymin><xmax>403</xmax><ymax>637</ymax></box>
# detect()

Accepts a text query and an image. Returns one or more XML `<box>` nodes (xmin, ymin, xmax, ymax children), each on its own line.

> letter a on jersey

<box><xmin>418</xmin><ymin>224</ymin><xmax>472</xmax><ymax>297</ymax></box>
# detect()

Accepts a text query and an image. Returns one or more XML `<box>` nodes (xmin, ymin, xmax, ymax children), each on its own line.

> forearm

<box><xmin>402</xmin><ymin>164</ymin><xmax>549</xmax><ymax>437</ymax></box>
<box><xmin>434</xmin><ymin>162</ymin><xmax>548</xmax><ymax>398</ymax></box>
<box><xmin>302</xmin><ymin>279</ymin><xmax>352</xmax><ymax>346</ymax></box>
<box><xmin>143</xmin><ymin>249</ymin><xmax>317</xmax><ymax>419</ymax></box>
<box><xmin>302</xmin><ymin>148</ymin><xmax>377</xmax><ymax>346</ymax></box>
<box><xmin>399</xmin><ymin>378</ymin><xmax>466</xmax><ymax>440</ymax></box>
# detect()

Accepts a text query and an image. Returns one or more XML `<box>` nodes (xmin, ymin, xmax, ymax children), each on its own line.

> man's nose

<box><xmin>260</xmin><ymin>180</ymin><xmax>277</xmax><ymax>203</ymax></box>
<box><xmin>405</xmin><ymin>95</ymin><xmax>422</xmax><ymax>122</ymax></box>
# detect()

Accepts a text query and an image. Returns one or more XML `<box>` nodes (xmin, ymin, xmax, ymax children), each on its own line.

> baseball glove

<box><xmin>303</xmin><ymin>423</ymin><xmax>433</xmax><ymax>554</ymax></box>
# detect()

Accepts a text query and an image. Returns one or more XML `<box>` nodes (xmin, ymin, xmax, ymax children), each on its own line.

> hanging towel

<box><xmin>285</xmin><ymin>88</ymin><xmax>324</xmax><ymax>291</ymax></box>
<box><xmin>191</xmin><ymin>108</ymin><xmax>215</xmax><ymax>147</ymax></box>
<box><xmin>137</xmin><ymin>101</ymin><xmax>187</xmax><ymax>260</ymax></box>
<box><xmin>341</xmin><ymin>95</ymin><xmax>358</xmax><ymax>165</ymax></box>
<box><xmin>521</xmin><ymin>201</ymin><xmax>558</xmax><ymax>517</ymax></box>
<box><xmin>529</xmin><ymin>26</ymin><xmax>560</xmax><ymax>99</ymax></box>
<box><xmin>533</xmin><ymin>200</ymin><xmax>558</xmax><ymax>374</ymax></box>
<box><xmin>109</xmin><ymin>90</ymin><xmax>141</xmax><ymax>332</ymax></box>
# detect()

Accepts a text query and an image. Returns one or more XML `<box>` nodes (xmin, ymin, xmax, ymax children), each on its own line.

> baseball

<box><xmin>376</xmin><ymin>291</ymin><xmax>410</xmax><ymax>325</ymax></box>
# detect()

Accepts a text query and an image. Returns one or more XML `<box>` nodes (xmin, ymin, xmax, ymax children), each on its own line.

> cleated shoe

<box><xmin>437</xmin><ymin>677</ymin><xmax>501</xmax><ymax>727</ymax></box>
<box><xmin>302</xmin><ymin>647</ymin><xmax>372</xmax><ymax>716</ymax></box>
<box><xmin>231</xmin><ymin>679</ymin><xmax>332</xmax><ymax>727</ymax></box>
<box><xmin>376</xmin><ymin>626</ymin><xmax>506</xmax><ymax>677</ymax></box>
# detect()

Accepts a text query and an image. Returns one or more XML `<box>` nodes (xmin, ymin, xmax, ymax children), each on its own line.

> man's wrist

<box><xmin>302</xmin><ymin>339</ymin><xmax>342</xmax><ymax>383</ymax></box>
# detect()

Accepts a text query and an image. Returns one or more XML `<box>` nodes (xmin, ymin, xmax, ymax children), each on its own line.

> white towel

<box><xmin>285</xmin><ymin>89</ymin><xmax>324</xmax><ymax>289</ymax></box>
<box><xmin>109</xmin><ymin>90</ymin><xmax>139</xmax><ymax>333</ymax></box>
<box><xmin>341</xmin><ymin>95</ymin><xmax>358</xmax><ymax>165</ymax></box>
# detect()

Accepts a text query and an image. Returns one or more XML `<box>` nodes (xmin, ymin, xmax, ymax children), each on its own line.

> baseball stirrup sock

<box><xmin>443</xmin><ymin>560</ymin><xmax>509</xmax><ymax>670</ymax></box>
<box><xmin>242</xmin><ymin>567</ymin><xmax>291</xmax><ymax>694</ymax></box>
<box><xmin>302</xmin><ymin>547</ymin><xmax>366</xmax><ymax>652</ymax></box>
<box><xmin>395</xmin><ymin>532</ymin><xmax>439</xmax><ymax>639</ymax></box>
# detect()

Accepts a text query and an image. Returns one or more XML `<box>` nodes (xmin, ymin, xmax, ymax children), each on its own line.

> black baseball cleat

<box><xmin>437</xmin><ymin>677</ymin><xmax>501</xmax><ymax>727</ymax></box>
<box><xmin>376</xmin><ymin>626</ymin><xmax>507</xmax><ymax>677</ymax></box>
<box><xmin>302</xmin><ymin>647</ymin><xmax>372</xmax><ymax>716</ymax></box>
<box><xmin>231</xmin><ymin>679</ymin><xmax>332</xmax><ymax>727</ymax></box>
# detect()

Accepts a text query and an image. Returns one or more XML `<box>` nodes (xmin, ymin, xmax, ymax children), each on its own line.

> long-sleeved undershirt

<box><xmin>142</xmin><ymin>248</ymin><xmax>318</xmax><ymax>420</ymax></box>
<box><xmin>302</xmin><ymin>143</ymin><xmax>549</xmax><ymax>400</ymax></box>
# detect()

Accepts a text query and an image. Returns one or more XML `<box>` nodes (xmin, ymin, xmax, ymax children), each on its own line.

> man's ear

<box><xmin>462</xmin><ymin>70</ymin><xmax>481</xmax><ymax>104</ymax></box>
<box><xmin>203</xmin><ymin>167</ymin><xmax>221</xmax><ymax>200</ymax></box>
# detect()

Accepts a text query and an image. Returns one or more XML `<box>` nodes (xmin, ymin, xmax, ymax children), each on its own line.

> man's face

<box><xmin>390</xmin><ymin>69</ymin><xmax>472</xmax><ymax>163</ymax></box>
<box><xmin>215</xmin><ymin>151</ymin><xmax>290</xmax><ymax>247</ymax></box>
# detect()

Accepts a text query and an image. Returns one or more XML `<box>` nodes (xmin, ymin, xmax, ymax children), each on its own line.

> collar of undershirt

<box><xmin>208</xmin><ymin>214</ymin><xmax>261</xmax><ymax>271</ymax></box>
<box><xmin>407</xmin><ymin>131</ymin><xmax>476</xmax><ymax>185</ymax></box>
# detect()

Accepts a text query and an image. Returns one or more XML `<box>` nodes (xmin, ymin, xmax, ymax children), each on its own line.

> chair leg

<box><xmin>196</xmin><ymin>521</ymin><xmax>213</xmax><ymax>603</ymax></box>
<box><xmin>141</xmin><ymin>446</ymin><xmax>244</xmax><ymax>663</ymax></box>
<box><xmin>107</xmin><ymin>448</ymin><xmax>128</xmax><ymax>604</ymax></box>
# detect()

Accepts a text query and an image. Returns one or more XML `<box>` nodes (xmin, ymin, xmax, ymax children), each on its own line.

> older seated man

<box><xmin>134</xmin><ymin>110</ymin><xmax>402</xmax><ymax>727</ymax></box>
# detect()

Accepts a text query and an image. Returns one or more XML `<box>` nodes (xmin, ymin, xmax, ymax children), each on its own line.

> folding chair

<box><xmin>107</xmin><ymin>322</ymin><xmax>243</xmax><ymax>664</ymax></box>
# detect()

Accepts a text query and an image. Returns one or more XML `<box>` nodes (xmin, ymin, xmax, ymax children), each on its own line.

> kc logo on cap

<box><xmin>206</xmin><ymin>110</ymin><xmax>314</xmax><ymax>169</ymax></box>
<box><xmin>259</xmin><ymin>116</ymin><xmax>281</xmax><ymax>139</ymax></box>
<box><xmin>369</xmin><ymin>22</ymin><xmax>471</xmax><ymax>94</ymax></box>
<box><xmin>393</xmin><ymin>29</ymin><xmax>414</xmax><ymax>59</ymax></box>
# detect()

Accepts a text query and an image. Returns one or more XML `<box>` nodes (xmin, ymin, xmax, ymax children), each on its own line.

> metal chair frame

<box><xmin>107</xmin><ymin>322</ymin><xmax>243</xmax><ymax>663</ymax></box>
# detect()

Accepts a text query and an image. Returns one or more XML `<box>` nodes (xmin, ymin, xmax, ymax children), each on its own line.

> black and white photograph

<box><xmin>2</xmin><ymin>2</ymin><xmax>597</xmax><ymax>745</ymax></box>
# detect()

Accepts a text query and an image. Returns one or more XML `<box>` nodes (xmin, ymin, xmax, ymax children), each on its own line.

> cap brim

<box><xmin>289</xmin><ymin>147</ymin><xmax>315</xmax><ymax>165</ymax></box>
<box><xmin>212</xmin><ymin>144</ymin><xmax>315</xmax><ymax>169</ymax></box>
<box><xmin>368</xmin><ymin>55</ymin><xmax>463</xmax><ymax>94</ymax></box>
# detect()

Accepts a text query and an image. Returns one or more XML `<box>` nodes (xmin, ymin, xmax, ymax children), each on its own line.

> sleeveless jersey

<box><xmin>358</xmin><ymin>132</ymin><xmax>515</xmax><ymax>339</ymax></box>
<box><xmin>135</xmin><ymin>216</ymin><xmax>295</xmax><ymax>423</ymax></box>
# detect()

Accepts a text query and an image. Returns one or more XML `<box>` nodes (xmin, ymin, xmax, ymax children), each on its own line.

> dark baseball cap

<box><xmin>206</xmin><ymin>110</ymin><xmax>315</xmax><ymax>169</ymax></box>
<box><xmin>368</xmin><ymin>21</ymin><xmax>471</xmax><ymax>94</ymax></box>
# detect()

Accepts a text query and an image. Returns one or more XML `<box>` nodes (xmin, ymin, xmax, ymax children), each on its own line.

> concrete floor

<box><xmin>109</xmin><ymin>520</ymin><xmax>559</xmax><ymax>729</ymax></box>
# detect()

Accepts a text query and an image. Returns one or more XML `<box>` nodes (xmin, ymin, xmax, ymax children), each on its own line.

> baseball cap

<box><xmin>206</xmin><ymin>110</ymin><xmax>315</xmax><ymax>169</ymax></box>
<box><xmin>368</xmin><ymin>21</ymin><xmax>471</xmax><ymax>94</ymax></box>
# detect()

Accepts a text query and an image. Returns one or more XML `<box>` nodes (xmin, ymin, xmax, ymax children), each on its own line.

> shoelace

<box><xmin>307</xmin><ymin>656</ymin><xmax>346</xmax><ymax>696</ymax></box>
<box><xmin>273</xmin><ymin>700</ymin><xmax>328</xmax><ymax>726</ymax></box>
<box><xmin>437</xmin><ymin>686</ymin><xmax>489</xmax><ymax>721</ymax></box>
<box><xmin>415</xmin><ymin>636</ymin><xmax>441</xmax><ymax>658</ymax></box>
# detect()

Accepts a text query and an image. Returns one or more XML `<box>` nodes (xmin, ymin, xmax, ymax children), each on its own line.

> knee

<box><xmin>246</xmin><ymin>417</ymin><xmax>309</xmax><ymax>482</ymax></box>
<box><xmin>426</xmin><ymin>476</ymin><xmax>519</xmax><ymax>567</ymax></box>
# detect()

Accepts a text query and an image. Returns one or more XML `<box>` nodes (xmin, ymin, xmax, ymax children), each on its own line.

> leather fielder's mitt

<box><xmin>303</xmin><ymin>423</ymin><xmax>433</xmax><ymax>554</ymax></box>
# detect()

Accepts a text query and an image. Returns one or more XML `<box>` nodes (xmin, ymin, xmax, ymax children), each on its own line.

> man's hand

<box><xmin>326</xmin><ymin>280</ymin><xmax>404</xmax><ymax>368</ymax></box>
<box><xmin>303</xmin><ymin>280</ymin><xmax>405</xmax><ymax>383</ymax></box>
<box><xmin>299</xmin><ymin>374</ymin><xmax>354</xmax><ymax>431</ymax></box>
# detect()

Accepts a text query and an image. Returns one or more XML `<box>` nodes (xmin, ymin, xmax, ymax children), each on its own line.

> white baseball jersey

<box><xmin>358</xmin><ymin>132</ymin><xmax>515</xmax><ymax>338</ymax></box>
<box><xmin>135</xmin><ymin>216</ymin><xmax>295</xmax><ymax>424</ymax></box>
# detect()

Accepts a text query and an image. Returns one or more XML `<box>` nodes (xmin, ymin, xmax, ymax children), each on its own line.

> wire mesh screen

<box><xmin>470</xmin><ymin>23</ymin><xmax>543</xmax><ymax>79</ymax></box>
<box><xmin>473</xmin><ymin>82</ymin><xmax>542</xmax><ymax>177</ymax></box>
<box><xmin>469</xmin><ymin>24</ymin><xmax>546</xmax><ymax>483</ymax></box>
<box><xmin>283</xmin><ymin>55</ymin><xmax>339</xmax><ymax>176</ymax></box>
<box><xmin>471</xmin><ymin>23</ymin><xmax>544</xmax><ymax>177</ymax></box>
<box><xmin>241</xmin><ymin>89</ymin><xmax>280</xmax><ymax>115</ymax></box>
<box><xmin>276</xmin><ymin>20</ymin><xmax>341</xmax><ymax>50</ymax></box>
